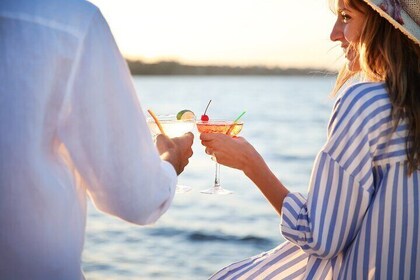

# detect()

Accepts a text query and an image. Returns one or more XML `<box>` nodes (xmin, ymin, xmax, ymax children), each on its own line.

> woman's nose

<box><xmin>330</xmin><ymin>19</ymin><xmax>342</xmax><ymax>42</ymax></box>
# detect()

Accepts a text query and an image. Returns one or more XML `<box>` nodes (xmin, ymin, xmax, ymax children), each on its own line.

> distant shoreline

<box><xmin>126</xmin><ymin>59</ymin><xmax>337</xmax><ymax>76</ymax></box>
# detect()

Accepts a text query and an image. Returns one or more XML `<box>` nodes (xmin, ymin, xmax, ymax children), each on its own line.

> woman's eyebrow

<box><xmin>337</xmin><ymin>8</ymin><xmax>350</xmax><ymax>13</ymax></box>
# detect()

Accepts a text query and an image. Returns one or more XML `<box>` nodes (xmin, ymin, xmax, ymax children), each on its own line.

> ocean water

<box><xmin>82</xmin><ymin>75</ymin><xmax>336</xmax><ymax>279</ymax></box>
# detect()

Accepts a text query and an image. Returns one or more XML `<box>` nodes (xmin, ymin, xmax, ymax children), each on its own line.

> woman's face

<box><xmin>330</xmin><ymin>0</ymin><xmax>366</xmax><ymax>71</ymax></box>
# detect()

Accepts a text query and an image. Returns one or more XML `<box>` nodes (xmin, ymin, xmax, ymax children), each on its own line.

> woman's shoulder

<box><xmin>333</xmin><ymin>81</ymin><xmax>390</xmax><ymax>117</ymax></box>
<box><xmin>338</xmin><ymin>81</ymin><xmax>388</xmax><ymax>104</ymax></box>
<box><xmin>328</xmin><ymin>81</ymin><xmax>392</xmax><ymax>138</ymax></box>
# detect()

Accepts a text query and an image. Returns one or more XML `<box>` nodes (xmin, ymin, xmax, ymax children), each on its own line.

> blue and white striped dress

<box><xmin>210</xmin><ymin>82</ymin><xmax>420</xmax><ymax>280</ymax></box>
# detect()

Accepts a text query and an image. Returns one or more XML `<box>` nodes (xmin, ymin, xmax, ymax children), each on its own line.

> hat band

<box><xmin>379</xmin><ymin>0</ymin><xmax>404</xmax><ymax>24</ymax></box>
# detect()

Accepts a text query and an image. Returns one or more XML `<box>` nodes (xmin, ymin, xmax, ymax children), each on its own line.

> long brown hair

<box><xmin>332</xmin><ymin>0</ymin><xmax>420</xmax><ymax>174</ymax></box>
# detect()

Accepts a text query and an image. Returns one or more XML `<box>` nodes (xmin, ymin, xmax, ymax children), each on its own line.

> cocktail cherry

<box><xmin>201</xmin><ymin>100</ymin><xmax>212</xmax><ymax>121</ymax></box>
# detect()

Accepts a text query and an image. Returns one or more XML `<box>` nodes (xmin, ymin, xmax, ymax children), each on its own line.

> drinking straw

<box><xmin>226</xmin><ymin>111</ymin><xmax>246</xmax><ymax>135</ymax></box>
<box><xmin>147</xmin><ymin>109</ymin><xmax>166</xmax><ymax>135</ymax></box>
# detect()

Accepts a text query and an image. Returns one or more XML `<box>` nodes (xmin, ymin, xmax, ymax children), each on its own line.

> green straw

<box><xmin>233</xmin><ymin>111</ymin><xmax>246</xmax><ymax>123</ymax></box>
<box><xmin>226</xmin><ymin>111</ymin><xmax>246</xmax><ymax>135</ymax></box>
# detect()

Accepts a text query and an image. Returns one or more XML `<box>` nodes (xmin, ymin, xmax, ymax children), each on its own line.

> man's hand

<box><xmin>156</xmin><ymin>132</ymin><xmax>194</xmax><ymax>175</ymax></box>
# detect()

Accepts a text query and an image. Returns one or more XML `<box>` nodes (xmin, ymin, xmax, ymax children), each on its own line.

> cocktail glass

<box><xmin>147</xmin><ymin>114</ymin><xmax>196</xmax><ymax>193</ymax></box>
<box><xmin>196</xmin><ymin>120</ymin><xmax>243</xmax><ymax>195</ymax></box>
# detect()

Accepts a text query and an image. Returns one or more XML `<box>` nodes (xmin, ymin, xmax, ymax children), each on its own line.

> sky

<box><xmin>88</xmin><ymin>0</ymin><xmax>345</xmax><ymax>70</ymax></box>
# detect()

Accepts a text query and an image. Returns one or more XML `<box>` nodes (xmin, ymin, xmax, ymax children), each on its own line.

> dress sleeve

<box><xmin>57</xmin><ymin>8</ymin><xmax>176</xmax><ymax>225</ymax></box>
<box><xmin>280</xmin><ymin>83</ymin><xmax>388</xmax><ymax>258</ymax></box>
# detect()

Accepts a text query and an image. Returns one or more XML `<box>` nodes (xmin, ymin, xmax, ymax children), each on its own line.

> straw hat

<box><xmin>362</xmin><ymin>0</ymin><xmax>420</xmax><ymax>46</ymax></box>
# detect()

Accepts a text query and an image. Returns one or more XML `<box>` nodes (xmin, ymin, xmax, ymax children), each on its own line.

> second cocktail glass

<box><xmin>147</xmin><ymin>114</ymin><xmax>196</xmax><ymax>193</ymax></box>
<box><xmin>196</xmin><ymin>120</ymin><xmax>244</xmax><ymax>195</ymax></box>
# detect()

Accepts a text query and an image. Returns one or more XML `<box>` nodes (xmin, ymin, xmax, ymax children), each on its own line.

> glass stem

<box><xmin>214</xmin><ymin>162</ymin><xmax>221</xmax><ymax>188</ymax></box>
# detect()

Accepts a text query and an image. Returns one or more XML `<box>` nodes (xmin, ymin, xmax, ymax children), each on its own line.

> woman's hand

<box><xmin>200</xmin><ymin>133</ymin><xmax>258</xmax><ymax>174</ymax></box>
<box><xmin>200</xmin><ymin>132</ymin><xmax>289</xmax><ymax>216</ymax></box>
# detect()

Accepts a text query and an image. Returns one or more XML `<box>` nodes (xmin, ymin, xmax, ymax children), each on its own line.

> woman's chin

<box><xmin>346</xmin><ymin>59</ymin><xmax>361</xmax><ymax>72</ymax></box>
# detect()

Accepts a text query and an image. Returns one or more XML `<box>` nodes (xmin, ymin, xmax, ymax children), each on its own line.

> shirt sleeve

<box><xmin>280</xmin><ymin>83</ymin><xmax>388</xmax><ymax>259</ymax></box>
<box><xmin>57</xmin><ymin>8</ymin><xmax>177</xmax><ymax>225</ymax></box>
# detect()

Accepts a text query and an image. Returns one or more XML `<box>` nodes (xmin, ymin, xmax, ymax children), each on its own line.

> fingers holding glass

<box><xmin>147</xmin><ymin>113</ymin><xmax>196</xmax><ymax>194</ymax></box>
<box><xmin>197</xmin><ymin>120</ymin><xmax>244</xmax><ymax>195</ymax></box>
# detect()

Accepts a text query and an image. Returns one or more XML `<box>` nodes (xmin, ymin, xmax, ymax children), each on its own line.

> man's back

<box><xmin>0</xmin><ymin>0</ymin><xmax>177</xmax><ymax>278</ymax></box>
<box><xmin>0</xmin><ymin>1</ymin><xmax>96</xmax><ymax>278</ymax></box>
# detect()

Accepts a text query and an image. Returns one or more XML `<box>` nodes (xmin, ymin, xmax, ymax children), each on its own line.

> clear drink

<box><xmin>147</xmin><ymin>114</ymin><xmax>196</xmax><ymax>193</ymax></box>
<box><xmin>147</xmin><ymin>115</ymin><xmax>196</xmax><ymax>137</ymax></box>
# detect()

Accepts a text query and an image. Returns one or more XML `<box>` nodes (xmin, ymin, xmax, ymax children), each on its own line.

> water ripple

<box><xmin>189</xmin><ymin>231</ymin><xmax>273</xmax><ymax>246</ymax></box>
<box><xmin>145</xmin><ymin>227</ymin><xmax>273</xmax><ymax>247</ymax></box>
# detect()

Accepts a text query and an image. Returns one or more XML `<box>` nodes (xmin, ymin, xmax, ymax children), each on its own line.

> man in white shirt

<box><xmin>0</xmin><ymin>0</ymin><xmax>193</xmax><ymax>279</ymax></box>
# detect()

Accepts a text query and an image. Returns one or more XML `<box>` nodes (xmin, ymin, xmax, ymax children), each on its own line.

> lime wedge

<box><xmin>176</xmin><ymin>110</ymin><xmax>196</xmax><ymax>120</ymax></box>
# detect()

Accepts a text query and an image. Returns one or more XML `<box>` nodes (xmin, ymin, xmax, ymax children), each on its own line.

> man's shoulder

<box><xmin>1</xmin><ymin>0</ymin><xmax>100</xmax><ymax>37</ymax></box>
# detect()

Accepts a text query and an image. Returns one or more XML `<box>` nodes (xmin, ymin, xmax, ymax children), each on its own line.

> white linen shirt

<box><xmin>0</xmin><ymin>0</ymin><xmax>177</xmax><ymax>279</ymax></box>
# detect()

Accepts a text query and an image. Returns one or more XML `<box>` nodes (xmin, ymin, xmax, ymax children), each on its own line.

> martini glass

<box><xmin>147</xmin><ymin>114</ymin><xmax>196</xmax><ymax>193</ymax></box>
<box><xmin>196</xmin><ymin>120</ymin><xmax>244</xmax><ymax>195</ymax></box>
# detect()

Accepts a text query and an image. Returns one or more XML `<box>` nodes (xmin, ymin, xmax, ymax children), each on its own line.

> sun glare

<box><xmin>89</xmin><ymin>0</ymin><xmax>343</xmax><ymax>70</ymax></box>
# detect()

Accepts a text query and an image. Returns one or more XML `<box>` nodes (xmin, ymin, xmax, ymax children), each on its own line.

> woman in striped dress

<box><xmin>200</xmin><ymin>0</ymin><xmax>420</xmax><ymax>279</ymax></box>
